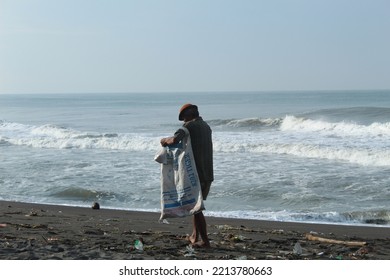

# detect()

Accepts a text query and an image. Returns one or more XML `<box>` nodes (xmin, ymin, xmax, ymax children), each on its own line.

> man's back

<box><xmin>184</xmin><ymin>117</ymin><xmax>214</xmax><ymax>183</ymax></box>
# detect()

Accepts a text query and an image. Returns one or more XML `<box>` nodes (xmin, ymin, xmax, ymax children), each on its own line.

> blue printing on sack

<box><xmin>167</xmin><ymin>143</ymin><xmax>183</xmax><ymax>149</ymax></box>
<box><xmin>164</xmin><ymin>198</ymin><xmax>196</xmax><ymax>208</ymax></box>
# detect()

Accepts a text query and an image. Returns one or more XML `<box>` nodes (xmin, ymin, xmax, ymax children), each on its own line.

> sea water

<box><xmin>1</xmin><ymin>91</ymin><xmax>390</xmax><ymax>226</ymax></box>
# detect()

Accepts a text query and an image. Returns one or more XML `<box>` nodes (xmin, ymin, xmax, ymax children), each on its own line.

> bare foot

<box><xmin>192</xmin><ymin>241</ymin><xmax>211</xmax><ymax>248</ymax></box>
<box><xmin>0</xmin><ymin>224</ymin><xmax>6</xmax><ymax>228</ymax></box>
<box><xmin>185</xmin><ymin>234</ymin><xmax>197</xmax><ymax>244</ymax></box>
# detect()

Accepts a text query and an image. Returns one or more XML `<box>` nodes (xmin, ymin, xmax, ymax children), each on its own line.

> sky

<box><xmin>0</xmin><ymin>0</ymin><xmax>389</xmax><ymax>94</ymax></box>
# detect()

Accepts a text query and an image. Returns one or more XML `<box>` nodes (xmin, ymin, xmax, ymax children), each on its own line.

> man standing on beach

<box><xmin>160</xmin><ymin>104</ymin><xmax>214</xmax><ymax>248</ymax></box>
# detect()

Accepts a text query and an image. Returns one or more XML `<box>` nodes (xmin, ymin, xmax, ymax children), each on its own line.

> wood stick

<box><xmin>305</xmin><ymin>233</ymin><xmax>366</xmax><ymax>246</ymax></box>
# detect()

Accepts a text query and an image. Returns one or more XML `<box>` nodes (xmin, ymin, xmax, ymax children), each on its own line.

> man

<box><xmin>160</xmin><ymin>104</ymin><xmax>214</xmax><ymax>248</ymax></box>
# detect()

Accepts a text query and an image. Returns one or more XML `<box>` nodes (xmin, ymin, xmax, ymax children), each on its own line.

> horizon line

<box><xmin>1</xmin><ymin>88</ymin><xmax>389</xmax><ymax>95</ymax></box>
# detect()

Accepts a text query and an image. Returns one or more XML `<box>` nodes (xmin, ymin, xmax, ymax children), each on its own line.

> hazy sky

<box><xmin>1</xmin><ymin>0</ymin><xmax>389</xmax><ymax>94</ymax></box>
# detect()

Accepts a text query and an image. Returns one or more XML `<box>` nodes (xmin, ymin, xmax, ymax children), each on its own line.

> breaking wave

<box><xmin>2</xmin><ymin>116</ymin><xmax>390</xmax><ymax>166</ymax></box>
<box><xmin>281</xmin><ymin>115</ymin><xmax>390</xmax><ymax>138</ymax></box>
<box><xmin>0</xmin><ymin>121</ymin><xmax>159</xmax><ymax>151</ymax></box>
<box><xmin>209</xmin><ymin>117</ymin><xmax>282</xmax><ymax>129</ymax></box>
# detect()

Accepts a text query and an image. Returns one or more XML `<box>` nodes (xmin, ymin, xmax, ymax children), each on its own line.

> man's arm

<box><xmin>160</xmin><ymin>128</ymin><xmax>186</xmax><ymax>147</ymax></box>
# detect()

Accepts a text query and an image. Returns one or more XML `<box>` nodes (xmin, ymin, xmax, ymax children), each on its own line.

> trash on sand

<box><xmin>184</xmin><ymin>245</ymin><xmax>196</xmax><ymax>257</ymax></box>
<box><xmin>293</xmin><ymin>242</ymin><xmax>302</xmax><ymax>255</ymax></box>
<box><xmin>92</xmin><ymin>202</ymin><xmax>100</xmax><ymax>210</ymax></box>
<box><xmin>216</xmin><ymin>225</ymin><xmax>235</xmax><ymax>230</ymax></box>
<box><xmin>306</xmin><ymin>233</ymin><xmax>366</xmax><ymax>246</ymax></box>
<box><xmin>226</xmin><ymin>233</ymin><xmax>247</xmax><ymax>242</ymax></box>
<box><xmin>134</xmin><ymin>239</ymin><xmax>144</xmax><ymax>251</ymax></box>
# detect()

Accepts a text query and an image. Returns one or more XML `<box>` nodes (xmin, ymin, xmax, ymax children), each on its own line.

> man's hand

<box><xmin>160</xmin><ymin>137</ymin><xmax>176</xmax><ymax>147</ymax></box>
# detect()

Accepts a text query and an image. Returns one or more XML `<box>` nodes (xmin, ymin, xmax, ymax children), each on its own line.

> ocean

<box><xmin>1</xmin><ymin>91</ymin><xmax>390</xmax><ymax>227</ymax></box>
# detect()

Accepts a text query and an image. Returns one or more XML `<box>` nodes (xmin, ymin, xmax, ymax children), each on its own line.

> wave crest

<box><xmin>0</xmin><ymin>121</ymin><xmax>158</xmax><ymax>151</ymax></box>
<box><xmin>209</xmin><ymin>117</ymin><xmax>282</xmax><ymax>129</ymax></box>
<box><xmin>281</xmin><ymin>115</ymin><xmax>390</xmax><ymax>137</ymax></box>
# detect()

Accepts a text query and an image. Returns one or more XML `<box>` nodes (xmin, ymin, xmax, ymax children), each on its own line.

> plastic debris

<box><xmin>293</xmin><ymin>242</ymin><xmax>302</xmax><ymax>255</ymax></box>
<box><xmin>216</xmin><ymin>225</ymin><xmax>235</xmax><ymax>230</ymax></box>
<box><xmin>232</xmin><ymin>234</ymin><xmax>246</xmax><ymax>242</ymax></box>
<box><xmin>184</xmin><ymin>245</ymin><xmax>196</xmax><ymax>257</ymax></box>
<box><xmin>134</xmin><ymin>239</ymin><xmax>144</xmax><ymax>251</ymax></box>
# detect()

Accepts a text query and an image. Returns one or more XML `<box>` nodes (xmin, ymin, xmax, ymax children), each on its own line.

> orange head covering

<box><xmin>178</xmin><ymin>103</ymin><xmax>198</xmax><ymax>120</ymax></box>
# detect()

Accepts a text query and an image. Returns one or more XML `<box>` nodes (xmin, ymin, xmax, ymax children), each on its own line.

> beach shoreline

<box><xmin>1</xmin><ymin>200</ymin><xmax>389</xmax><ymax>260</ymax></box>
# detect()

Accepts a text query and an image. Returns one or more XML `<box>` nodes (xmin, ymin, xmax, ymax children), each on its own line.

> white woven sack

<box><xmin>155</xmin><ymin>127</ymin><xmax>204</xmax><ymax>220</ymax></box>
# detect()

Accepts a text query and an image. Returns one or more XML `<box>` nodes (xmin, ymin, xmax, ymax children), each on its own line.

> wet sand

<box><xmin>1</xmin><ymin>200</ymin><xmax>389</xmax><ymax>260</ymax></box>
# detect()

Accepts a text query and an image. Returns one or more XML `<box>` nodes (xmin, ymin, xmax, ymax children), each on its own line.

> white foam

<box><xmin>0</xmin><ymin>121</ymin><xmax>159</xmax><ymax>151</ymax></box>
<box><xmin>212</xmin><ymin>125</ymin><xmax>390</xmax><ymax>167</ymax></box>
<box><xmin>281</xmin><ymin>115</ymin><xmax>390</xmax><ymax>138</ymax></box>
<box><xmin>225</xmin><ymin>117</ymin><xmax>281</xmax><ymax>128</ymax></box>
<box><xmin>261</xmin><ymin>143</ymin><xmax>390</xmax><ymax>166</ymax></box>
<box><xmin>3</xmin><ymin>120</ymin><xmax>390</xmax><ymax>166</ymax></box>
<box><xmin>206</xmin><ymin>209</ymin><xmax>389</xmax><ymax>227</ymax></box>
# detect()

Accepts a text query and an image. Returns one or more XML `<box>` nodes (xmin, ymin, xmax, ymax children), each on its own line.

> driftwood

<box><xmin>305</xmin><ymin>233</ymin><xmax>366</xmax><ymax>246</ymax></box>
